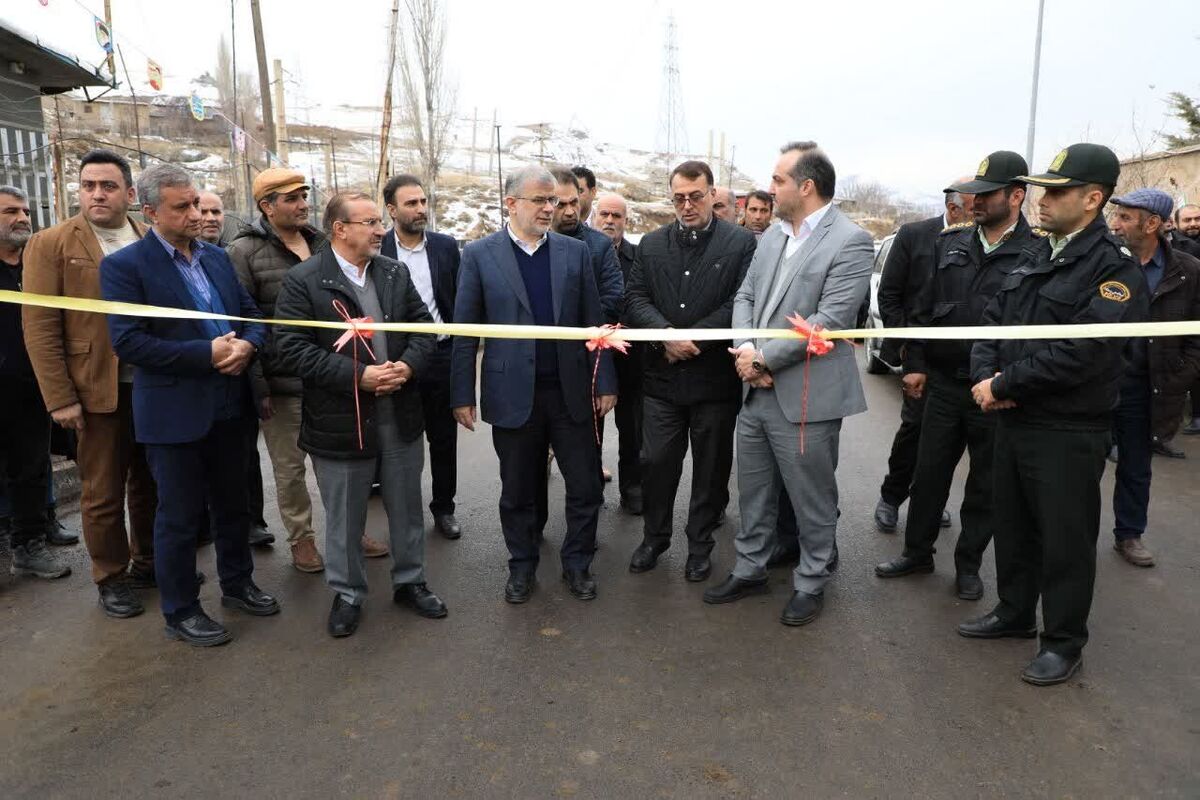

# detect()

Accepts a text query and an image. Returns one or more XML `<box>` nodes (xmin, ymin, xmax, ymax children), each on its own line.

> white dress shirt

<box><xmin>506</xmin><ymin>224</ymin><xmax>547</xmax><ymax>256</ymax></box>
<box><xmin>394</xmin><ymin>231</ymin><xmax>446</xmax><ymax>340</ymax></box>
<box><xmin>333</xmin><ymin>246</ymin><xmax>369</xmax><ymax>288</ymax></box>
<box><xmin>779</xmin><ymin>201</ymin><xmax>832</xmax><ymax>259</ymax></box>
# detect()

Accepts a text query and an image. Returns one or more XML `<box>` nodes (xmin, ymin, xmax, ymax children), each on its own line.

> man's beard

<box><xmin>0</xmin><ymin>229</ymin><xmax>31</xmax><ymax>247</ymax></box>
<box><xmin>399</xmin><ymin>218</ymin><xmax>426</xmax><ymax>235</ymax></box>
<box><xmin>555</xmin><ymin>219</ymin><xmax>579</xmax><ymax>235</ymax></box>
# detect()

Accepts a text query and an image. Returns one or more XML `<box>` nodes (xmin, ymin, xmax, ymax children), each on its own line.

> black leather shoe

<box><xmin>1152</xmin><ymin>441</ymin><xmax>1187</xmax><ymax>459</ymax></box>
<box><xmin>98</xmin><ymin>579</ymin><xmax>144</xmax><ymax>618</ymax></box>
<box><xmin>684</xmin><ymin>554</ymin><xmax>712</xmax><ymax>582</ymax></box>
<box><xmin>628</xmin><ymin>542</ymin><xmax>668</xmax><ymax>573</ymax></box>
<box><xmin>505</xmin><ymin>573</ymin><xmax>535</xmax><ymax>604</ymax></box>
<box><xmin>874</xmin><ymin>498</ymin><xmax>899</xmax><ymax>532</ymax></box>
<box><xmin>165</xmin><ymin>610</ymin><xmax>232</xmax><ymax>647</ymax></box>
<box><xmin>328</xmin><ymin>595</ymin><xmax>361</xmax><ymax>638</ymax></box>
<box><xmin>221</xmin><ymin>582</ymin><xmax>280</xmax><ymax>616</ymax></box>
<box><xmin>620</xmin><ymin>491</ymin><xmax>643</xmax><ymax>515</ymax></box>
<box><xmin>780</xmin><ymin>591</ymin><xmax>823</xmax><ymax>626</ymax></box>
<box><xmin>874</xmin><ymin>554</ymin><xmax>935</xmax><ymax>578</ymax></box>
<box><xmin>766</xmin><ymin>542</ymin><xmax>801</xmax><ymax>568</ymax></box>
<box><xmin>939</xmin><ymin>510</ymin><xmax>952</xmax><ymax>528</ymax></box>
<box><xmin>702</xmin><ymin>574</ymin><xmax>768</xmax><ymax>605</ymax></box>
<box><xmin>956</xmin><ymin>572</ymin><xmax>984</xmax><ymax>601</ymax></box>
<box><xmin>434</xmin><ymin>514</ymin><xmax>462</xmax><ymax>540</ymax></box>
<box><xmin>248</xmin><ymin>525</ymin><xmax>276</xmax><ymax>547</ymax></box>
<box><xmin>44</xmin><ymin>517</ymin><xmax>79</xmax><ymax>546</ymax></box>
<box><xmin>957</xmin><ymin>612</ymin><xmax>1037</xmax><ymax>639</ymax></box>
<box><xmin>1021</xmin><ymin>649</ymin><xmax>1082</xmax><ymax>686</ymax></box>
<box><xmin>562</xmin><ymin>569</ymin><xmax>597</xmax><ymax>600</ymax></box>
<box><xmin>394</xmin><ymin>582</ymin><xmax>448</xmax><ymax>618</ymax></box>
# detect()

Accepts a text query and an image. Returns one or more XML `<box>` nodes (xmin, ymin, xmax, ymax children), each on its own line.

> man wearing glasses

<box><xmin>451</xmin><ymin>166</ymin><xmax>617</xmax><ymax>604</ymax></box>
<box><xmin>274</xmin><ymin>192</ymin><xmax>439</xmax><ymax>638</ymax></box>
<box><xmin>624</xmin><ymin>160</ymin><xmax>757</xmax><ymax>583</ymax></box>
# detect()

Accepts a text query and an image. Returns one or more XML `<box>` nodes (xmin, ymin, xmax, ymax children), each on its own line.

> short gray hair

<box><xmin>137</xmin><ymin>163</ymin><xmax>193</xmax><ymax>209</ymax></box>
<box><xmin>945</xmin><ymin>191</ymin><xmax>965</xmax><ymax>209</ymax></box>
<box><xmin>0</xmin><ymin>185</ymin><xmax>27</xmax><ymax>202</ymax></box>
<box><xmin>503</xmin><ymin>165</ymin><xmax>555</xmax><ymax>198</ymax></box>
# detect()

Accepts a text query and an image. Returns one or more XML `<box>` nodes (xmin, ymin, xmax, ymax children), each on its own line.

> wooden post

<box><xmin>249</xmin><ymin>0</ymin><xmax>277</xmax><ymax>156</ymax></box>
<box><xmin>273</xmin><ymin>59</ymin><xmax>288</xmax><ymax>164</ymax></box>
<box><xmin>375</xmin><ymin>0</ymin><xmax>401</xmax><ymax>199</ymax></box>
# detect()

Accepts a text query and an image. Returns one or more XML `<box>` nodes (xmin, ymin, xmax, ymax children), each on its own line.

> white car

<box><xmin>861</xmin><ymin>233</ymin><xmax>900</xmax><ymax>375</ymax></box>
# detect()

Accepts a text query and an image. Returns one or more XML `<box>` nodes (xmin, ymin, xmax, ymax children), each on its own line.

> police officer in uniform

<box><xmin>959</xmin><ymin>144</ymin><xmax>1149</xmax><ymax>686</ymax></box>
<box><xmin>875</xmin><ymin>152</ymin><xmax>1039</xmax><ymax>601</ymax></box>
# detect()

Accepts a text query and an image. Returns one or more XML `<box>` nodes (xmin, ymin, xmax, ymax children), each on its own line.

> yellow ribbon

<box><xmin>5</xmin><ymin>289</ymin><xmax>1199</xmax><ymax>342</ymax></box>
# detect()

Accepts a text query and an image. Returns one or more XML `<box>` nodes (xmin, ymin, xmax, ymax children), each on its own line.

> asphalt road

<box><xmin>2</xmin><ymin>361</ymin><xmax>1197</xmax><ymax>798</ymax></box>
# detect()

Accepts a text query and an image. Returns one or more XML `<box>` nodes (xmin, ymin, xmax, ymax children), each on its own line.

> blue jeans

<box><xmin>1112</xmin><ymin>379</ymin><xmax>1152</xmax><ymax>541</ymax></box>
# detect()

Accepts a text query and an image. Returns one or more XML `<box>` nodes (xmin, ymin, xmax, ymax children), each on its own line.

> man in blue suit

<box><xmin>102</xmin><ymin>164</ymin><xmax>278</xmax><ymax>647</ymax></box>
<box><xmin>451</xmin><ymin>165</ymin><xmax>617</xmax><ymax>604</ymax></box>
<box><xmin>381</xmin><ymin>174</ymin><xmax>464</xmax><ymax>541</ymax></box>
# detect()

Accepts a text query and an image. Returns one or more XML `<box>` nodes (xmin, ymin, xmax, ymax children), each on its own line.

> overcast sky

<box><xmin>16</xmin><ymin>0</ymin><xmax>1200</xmax><ymax>201</ymax></box>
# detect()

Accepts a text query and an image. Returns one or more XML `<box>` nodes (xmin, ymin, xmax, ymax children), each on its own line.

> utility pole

<box><xmin>50</xmin><ymin>96</ymin><xmax>68</xmax><ymax>222</ymax></box>
<box><xmin>330</xmin><ymin>137</ymin><xmax>340</xmax><ymax>194</ymax></box>
<box><xmin>273</xmin><ymin>59</ymin><xmax>288</xmax><ymax>164</ymax></box>
<box><xmin>495</xmin><ymin>124</ymin><xmax>504</xmax><ymax>221</ymax></box>
<box><xmin>102</xmin><ymin>0</ymin><xmax>116</xmax><ymax>80</ymax></box>
<box><xmin>718</xmin><ymin>131</ymin><xmax>726</xmax><ymax>185</ymax></box>
<box><xmin>249</xmin><ymin>0</ymin><xmax>277</xmax><ymax>157</ymax></box>
<box><xmin>470</xmin><ymin>107</ymin><xmax>479</xmax><ymax>176</ymax></box>
<box><xmin>115</xmin><ymin>46</ymin><xmax>146</xmax><ymax>168</ymax></box>
<box><xmin>323</xmin><ymin>139</ymin><xmax>334</xmax><ymax>198</ymax></box>
<box><xmin>375</xmin><ymin>0</ymin><xmax>401</xmax><ymax>199</ymax></box>
<box><xmin>1025</xmin><ymin>0</ymin><xmax>1046</xmax><ymax>169</ymax></box>
<box><xmin>486</xmin><ymin>109</ymin><xmax>497</xmax><ymax>176</ymax></box>
<box><xmin>728</xmin><ymin>145</ymin><xmax>736</xmax><ymax>188</ymax></box>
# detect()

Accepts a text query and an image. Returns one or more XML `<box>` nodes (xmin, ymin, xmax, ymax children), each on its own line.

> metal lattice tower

<box><xmin>657</xmin><ymin>14</ymin><xmax>688</xmax><ymax>167</ymax></box>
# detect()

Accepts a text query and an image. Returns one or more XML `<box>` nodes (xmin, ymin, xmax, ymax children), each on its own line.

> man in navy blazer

<box><xmin>451</xmin><ymin>165</ymin><xmax>616</xmax><ymax>604</ymax></box>
<box><xmin>381</xmin><ymin>174</ymin><xmax>464</xmax><ymax>540</ymax></box>
<box><xmin>102</xmin><ymin>164</ymin><xmax>277</xmax><ymax>647</ymax></box>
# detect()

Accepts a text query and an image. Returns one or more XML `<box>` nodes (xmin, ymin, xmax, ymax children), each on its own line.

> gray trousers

<box><xmin>732</xmin><ymin>388</ymin><xmax>842</xmax><ymax>596</ymax></box>
<box><xmin>311</xmin><ymin>423</ymin><xmax>425</xmax><ymax>605</ymax></box>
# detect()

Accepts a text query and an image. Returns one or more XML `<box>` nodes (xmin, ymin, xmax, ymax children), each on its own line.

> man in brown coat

<box><xmin>22</xmin><ymin>149</ymin><xmax>157</xmax><ymax>618</ymax></box>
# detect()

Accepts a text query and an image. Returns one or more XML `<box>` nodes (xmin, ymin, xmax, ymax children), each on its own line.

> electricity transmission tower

<box><xmin>657</xmin><ymin>14</ymin><xmax>688</xmax><ymax>168</ymax></box>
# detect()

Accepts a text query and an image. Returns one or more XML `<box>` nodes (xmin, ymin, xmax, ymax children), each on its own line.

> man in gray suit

<box><xmin>704</xmin><ymin>141</ymin><xmax>873</xmax><ymax>626</ymax></box>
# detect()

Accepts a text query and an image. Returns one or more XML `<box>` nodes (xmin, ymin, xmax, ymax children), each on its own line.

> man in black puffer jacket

<box><xmin>274</xmin><ymin>192</ymin><xmax>438</xmax><ymax>639</ymax></box>
<box><xmin>623</xmin><ymin>160</ymin><xmax>756</xmax><ymax>583</ymax></box>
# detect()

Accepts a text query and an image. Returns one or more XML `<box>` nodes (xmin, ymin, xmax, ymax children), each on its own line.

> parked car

<box><xmin>861</xmin><ymin>233</ymin><xmax>901</xmax><ymax>374</ymax></box>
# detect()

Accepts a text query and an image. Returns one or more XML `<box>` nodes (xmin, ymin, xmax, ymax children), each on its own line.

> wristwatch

<box><xmin>751</xmin><ymin>351</ymin><xmax>768</xmax><ymax>374</ymax></box>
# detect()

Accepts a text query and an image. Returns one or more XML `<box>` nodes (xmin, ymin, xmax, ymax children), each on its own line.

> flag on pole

<box><xmin>94</xmin><ymin>18</ymin><xmax>112</xmax><ymax>54</ymax></box>
<box><xmin>189</xmin><ymin>92</ymin><xmax>206</xmax><ymax>122</ymax></box>
<box><xmin>147</xmin><ymin>59</ymin><xmax>163</xmax><ymax>91</ymax></box>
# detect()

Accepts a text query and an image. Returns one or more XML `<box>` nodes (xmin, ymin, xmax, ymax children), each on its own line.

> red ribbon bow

<box><xmin>585</xmin><ymin>324</ymin><xmax>630</xmax><ymax>446</ymax></box>
<box><xmin>332</xmin><ymin>299</ymin><xmax>376</xmax><ymax>451</ymax></box>
<box><xmin>786</xmin><ymin>314</ymin><xmax>836</xmax><ymax>454</ymax></box>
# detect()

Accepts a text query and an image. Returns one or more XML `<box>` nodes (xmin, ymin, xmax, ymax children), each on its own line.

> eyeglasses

<box><xmin>672</xmin><ymin>191</ymin><xmax>710</xmax><ymax>208</ymax></box>
<box><xmin>340</xmin><ymin>218</ymin><xmax>385</xmax><ymax>228</ymax></box>
<box><xmin>513</xmin><ymin>196</ymin><xmax>561</xmax><ymax>208</ymax></box>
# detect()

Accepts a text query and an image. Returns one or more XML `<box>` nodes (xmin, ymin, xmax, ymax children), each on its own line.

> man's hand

<box><xmin>51</xmin><ymin>402</ymin><xmax>85</xmax><ymax>431</ymax></box>
<box><xmin>259</xmin><ymin>396</ymin><xmax>274</xmax><ymax>420</ymax></box>
<box><xmin>211</xmin><ymin>331</ymin><xmax>236</xmax><ymax>366</ymax></box>
<box><xmin>728</xmin><ymin>344</ymin><xmax>761</xmax><ymax>382</ymax></box>
<box><xmin>453</xmin><ymin>405</ymin><xmax>477</xmax><ymax>431</ymax></box>
<box><xmin>749</xmin><ymin>373</ymin><xmax>774</xmax><ymax>389</ymax></box>
<box><xmin>595</xmin><ymin>394</ymin><xmax>617</xmax><ymax>417</ymax></box>
<box><xmin>901</xmin><ymin>372</ymin><xmax>926</xmax><ymax>400</ymax></box>
<box><xmin>214</xmin><ymin>336</ymin><xmax>255</xmax><ymax>375</ymax></box>
<box><xmin>972</xmin><ymin>373</ymin><xmax>1017</xmax><ymax>411</ymax></box>
<box><xmin>663</xmin><ymin>339</ymin><xmax>700</xmax><ymax>364</ymax></box>
<box><xmin>359</xmin><ymin>364</ymin><xmax>389</xmax><ymax>393</ymax></box>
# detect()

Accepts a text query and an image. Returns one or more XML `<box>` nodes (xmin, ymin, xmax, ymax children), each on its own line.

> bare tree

<box><xmin>214</xmin><ymin>36</ymin><xmax>261</xmax><ymax>131</ymax></box>
<box><xmin>838</xmin><ymin>177</ymin><xmax>894</xmax><ymax>218</ymax></box>
<box><xmin>396</xmin><ymin>0</ymin><xmax>457</xmax><ymax>225</ymax></box>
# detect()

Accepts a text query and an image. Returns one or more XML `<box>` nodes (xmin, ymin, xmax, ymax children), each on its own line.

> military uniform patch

<box><xmin>1050</xmin><ymin>149</ymin><xmax>1068</xmax><ymax>171</ymax></box>
<box><xmin>1119</xmin><ymin>246</ymin><xmax>1133</xmax><ymax>258</ymax></box>
<box><xmin>977</xmin><ymin>157</ymin><xmax>989</xmax><ymax>176</ymax></box>
<box><xmin>1099</xmin><ymin>281</ymin><xmax>1131</xmax><ymax>302</ymax></box>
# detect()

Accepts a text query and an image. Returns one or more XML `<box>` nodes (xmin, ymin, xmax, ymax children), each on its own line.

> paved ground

<box><xmin>2</xmin><ymin>362</ymin><xmax>1198</xmax><ymax>798</ymax></box>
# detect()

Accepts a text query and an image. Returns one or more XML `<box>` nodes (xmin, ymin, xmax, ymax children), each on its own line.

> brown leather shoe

<box><xmin>362</xmin><ymin>535</ymin><xmax>390</xmax><ymax>558</ymax></box>
<box><xmin>291</xmin><ymin>537</ymin><xmax>325</xmax><ymax>573</ymax></box>
<box><xmin>1114</xmin><ymin>537</ymin><xmax>1155</xmax><ymax>567</ymax></box>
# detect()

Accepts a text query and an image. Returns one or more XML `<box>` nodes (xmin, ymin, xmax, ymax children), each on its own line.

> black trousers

<box><xmin>145</xmin><ymin>417</ymin><xmax>255</xmax><ymax>622</ymax></box>
<box><xmin>420</xmin><ymin>341</ymin><xmax>458</xmax><ymax>516</ymax></box>
<box><xmin>879</xmin><ymin>391</ymin><xmax>925</xmax><ymax>506</ymax></box>
<box><xmin>492</xmin><ymin>384</ymin><xmax>602</xmax><ymax>575</ymax></box>
<box><xmin>1112</xmin><ymin>379</ymin><xmax>1152</xmax><ymax>541</ymax></box>
<box><xmin>641</xmin><ymin>395</ymin><xmax>738</xmax><ymax>557</ymax></box>
<box><xmin>992</xmin><ymin>417</ymin><xmax>1108</xmax><ymax>658</ymax></box>
<box><xmin>246</xmin><ymin>416</ymin><xmax>266</xmax><ymax>528</ymax></box>
<box><xmin>0</xmin><ymin>377</ymin><xmax>50</xmax><ymax>547</ymax></box>
<box><xmin>614</xmin><ymin>384</ymin><xmax>644</xmax><ymax>497</ymax></box>
<box><xmin>902</xmin><ymin>372</ymin><xmax>995</xmax><ymax>575</ymax></box>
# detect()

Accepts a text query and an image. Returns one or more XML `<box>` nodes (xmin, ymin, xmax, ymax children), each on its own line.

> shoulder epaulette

<box><xmin>940</xmin><ymin>221</ymin><xmax>974</xmax><ymax>235</ymax></box>
<box><xmin>1030</xmin><ymin>227</ymin><xmax>1050</xmax><ymax>237</ymax></box>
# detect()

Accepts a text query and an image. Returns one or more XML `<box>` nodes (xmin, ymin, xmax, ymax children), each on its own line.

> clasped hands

<box><xmin>210</xmin><ymin>331</ymin><xmax>255</xmax><ymax>375</ymax></box>
<box><xmin>727</xmin><ymin>342</ymin><xmax>774</xmax><ymax>389</ymax></box>
<box><xmin>970</xmin><ymin>373</ymin><xmax>1017</xmax><ymax>412</ymax></box>
<box><xmin>359</xmin><ymin>361</ymin><xmax>413</xmax><ymax>396</ymax></box>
